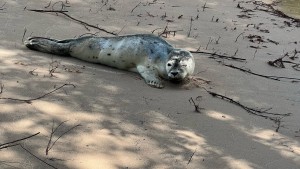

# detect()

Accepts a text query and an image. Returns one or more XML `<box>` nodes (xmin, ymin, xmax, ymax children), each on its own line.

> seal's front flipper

<box><xmin>24</xmin><ymin>37</ymin><xmax>71</xmax><ymax>56</ymax></box>
<box><xmin>137</xmin><ymin>65</ymin><xmax>164</xmax><ymax>88</ymax></box>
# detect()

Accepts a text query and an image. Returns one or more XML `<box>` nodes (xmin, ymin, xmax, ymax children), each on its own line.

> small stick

<box><xmin>205</xmin><ymin>90</ymin><xmax>291</xmax><ymax>126</ymax></box>
<box><xmin>215</xmin><ymin>36</ymin><xmax>221</xmax><ymax>44</ymax></box>
<box><xmin>187</xmin><ymin>17</ymin><xmax>193</xmax><ymax>37</ymax></box>
<box><xmin>29</xmin><ymin>68</ymin><xmax>38</xmax><ymax>76</ymax></box>
<box><xmin>205</xmin><ymin>37</ymin><xmax>212</xmax><ymax>50</ymax></box>
<box><xmin>0</xmin><ymin>144</ymin><xmax>20</xmax><ymax>149</ymax></box>
<box><xmin>22</xmin><ymin>27</ymin><xmax>27</xmax><ymax>42</ymax></box>
<box><xmin>223</xmin><ymin>63</ymin><xmax>300</xmax><ymax>82</ymax></box>
<box><xmin>20</xmin><ymin>144</ymin><xmax>58</xmax><ymax>169</ymax></box>
<box><xmin>0</xmin><ymin>2</ymin><xmax>6</xmax><ymax>10</ymax></box>
<box><xmin>190</xmin><ymin>50</ymin><xmax>246</xmax><ymax>61</ymax></box>
<box><xmin>253</xmin><ymin>49</ymin><xmax>258</xmax><ymax>59</ymax></box>
<box><xmin>131</xmin><ymin>2</ymin><xmax>141</xmax><ymax>13</ymax></box>
<box><xmin>0</xmin><ymin>84</ymin><xmax>75</xmax><ymax>104</ymax></box>
<box><xmin>44</xmin><ymin>1</ymin><xmax>52</xmax><ymax>8</ymax></box>
<box><xmin>45</xmin><ymin>122</ymin><xmax>81</xmax><ymax>155</ymax></box>
<box><xmin>235</xmin><ymin>32</ymin><xmax>244</xmax><ymax>42</ymax></box>
<box><xmin>196</xmin><ymin>45</ymin><xmax>201</xmax><ymax>52</ymax></box>
<box><xmin>232</xmin><ymin>49</ymin><xmax>238</xmax><ymax>57</ymax></box>
<box><xmin>47</xmin><ymin>124</ymin><xmax>81</xmax><ymax>153</ymax></box>
<box><xmin>202</xmin><ymin>1</ymin><xmax>208</xmax><ymax>11</ymax></box>
<box><xmin>275</xmin><ymin>117</ymin><xmax>284</xmax><ymax>132</ymax></box>
<box><xmin>46</xmin><ymin>120</ymin><xmax>67</xmax><ymax>155</ymax></box>
<box><xmin>27</xmin><ymin>9</ymin><xmax>117</xmax><ymax>36</ymax></box>
<box><xmin>189</xmin><ymin>97</ymin><xmax>202</xmax><ymax>113</ymax></box>
<box><xmin>146</xmin><ymin>11</ymin><xmax>155</xmax><ymax>17</ymax></box>
<box><xmin>187</xmin><ymin>148</ymin><xmax>197</xmax><ymax>165</ymax></box>
<box><xmin>0</xmin><ymin>84</ymin><xmax>3</xmax><ymax>94</ymax></box>
<box><xmin>117</xmin><ymin>24</ymin><xmax>127</xmax><ymax>35</ymax></box>
<box><xmin>0</xmin><ymin>132</ymin><xmax>40</xmax><ymax>148</ymax></box>
<box><xmin>28</xmin><ymin>9</ymin><xmax>68</xmax><ymax>12</ymax></box>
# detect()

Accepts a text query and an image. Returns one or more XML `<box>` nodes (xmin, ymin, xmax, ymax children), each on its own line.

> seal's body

<box><xmin>25</xmin><ymin>34</ymin><xmax>195</xmax><ymax>88</ymax></box>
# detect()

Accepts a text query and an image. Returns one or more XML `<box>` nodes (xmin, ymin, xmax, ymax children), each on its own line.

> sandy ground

<box><xmin>0</xmin><ymin>0</ymin><xmax>300</xmax><ymax>169</ymax></box>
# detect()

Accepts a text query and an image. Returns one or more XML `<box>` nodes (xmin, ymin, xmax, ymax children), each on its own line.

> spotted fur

<box><xmin>25</xmin><ymin>34</ymin><xmax>195</xmax><ymax>88</ymax></box>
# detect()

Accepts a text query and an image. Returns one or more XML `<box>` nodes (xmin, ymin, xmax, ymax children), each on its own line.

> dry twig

<box><xmin>0</xmin><ymin>2</ymin><xmax>6</xmax><ymax>10</ymax></box>
<box><xmin>131</xmin><ymin>2</ymin><xmax>141</xmax><ymax>13</ymax></box>
<box><xmin>205</xmin><ymin>37</ymin><xmax>212</xmax><ymax>50</ymax></box>
<box><xmin>154</xmin><ymin>24</ymin><xmax>183</xmax><ymax>38</ymax></box>
<box><xmin>46</xmin><ymin>121</ymin><xmax>81</xmax><ymax>155</ymax></box>
<box><xmin>0</xmin><ymin>84</ymin><xmax>75</xmax><ymax>104</ymax></box>
<box><xmin>20</xmin><ymin>144</ymin><xmax>58</xmax><ymax>169</ymax></box>
<box><xmin>0</xmin><ymin>84</ymin><xmax>3</xmax><ymax>94</ymax></box>
<box><xmin>187</xmin><ymin>17</ymin><xmax>193</xmax><ymax>37</ymax></box>
<box><xmin>235</xmin><ymin>32</ymin><xmax>244</xmax><ymax>42</ymax></box>
<box><xmin>205</xmin><ymin>90</ymin><xmax>291</xmax><ymax>131</ymax></box>
<box><xmin>202</xmin><ymin>1</ymin><xmax>209</xmax><ymax>11</ymax></box>
<box><xmin>253</xmin><ymin>1</ymin><xmax>300</xmax><ymax>26</ymax></box>
<box><xmin>223</xmin><ymin>63</ymin><xmax>300</xmax><ymax>82</ymax></box>
<box><xmin>187</xmin><ymin>148</ymin><xmax>197</xmax><ymax>165</ymax></box>
<box><xmin>22</xmin><ymin>27</ymin><xmax>27</xmax><ymax>42</ymax></box>
<box><xmin>27</xmin><ymin>9</ymin><xmax>117</xmax><ymax>35</ymax></box>
<box><xmin>190</xmin><ymin>50</ymin><xmax>246</xmax><ymax>62</ymax></box>
<box><xmin>189</xmin><ymin>97</ymin><xmax>203</xmax><ymax>113</ymax></box>
<box><xmin>0</xmin><ymin>132</ymin><xmax>40</xmax><ymax>149</ymax></box>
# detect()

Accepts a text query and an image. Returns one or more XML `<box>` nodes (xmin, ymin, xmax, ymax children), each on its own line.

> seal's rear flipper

<box><xmin>24</xmin><ymin>37</ymin><xmax>71</xmax><ymax>56</ymax></box>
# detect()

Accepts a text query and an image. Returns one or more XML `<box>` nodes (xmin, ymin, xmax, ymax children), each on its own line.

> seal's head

<box><xmin>166</xmin><ymin>49</ymin><xmax>195</xmax><ymax>82</ymax></box>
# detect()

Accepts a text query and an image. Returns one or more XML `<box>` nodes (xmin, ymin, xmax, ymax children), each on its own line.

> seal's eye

<box><xmin>181</xmin><ymin>64</ymin><xmax>187</xmax><ymax>67</ymax></box>
<box><xmin>167</xmin><ymin>63</ymin><xmax>172</xmax><ymax>67</ymax></box>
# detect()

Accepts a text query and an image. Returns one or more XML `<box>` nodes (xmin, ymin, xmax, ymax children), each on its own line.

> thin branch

<box><xmin>187</xmin><ymin>17</ymin><xmax>193</xmax><ymax>37</ymax></box>
<box><xmin>275</xmin><ymin>117</ymin><xmax>284</xmax><ymax>132</ymax></box>
<box><xmin>215</xmin><ymin>36</ymin><xmax>221</xmax><ymax>44</ymax></box>
<box><xmin>189</xmin><ymin>97</ymin><xmax>202</xmax><ymax>113</ymax></box>
<box><xmin>253</xmin><ymin>49</ymin><xmax>258</xmax><ymax>59</ymax></box>
<box><xmin>268</xmin><ymin>53</ymin><xmax>300</xmax><ymax>70</ymax></box>
<box><xmin>232</xmin><ymin>49</ymin><xmax>238</xmax><ymax>57</ymax></box>
<box><xmin>117</xmin><ymin>24</ymin><xmax>126</xmax><ymax>35</ymax></box>
<box><xmin>27</xmin><ymin>9</ymin><xmax>68</xmax><ymax>12</ymax></box>
<box><xmin>0</xmin><ymin>84</ymin><xmax>75</xmax><ymax>104</ymax></box>
<box><xmin>0</xmin><ymin>144</ymin><xmax>20</xmax><ymax>150</ymax></box>
<box><xmin>0</xmin><ymin>2</ymin><xmax>6</xmax><ymax>10</ymax></box>
<box><xmin>187</xmin><ymin>148</ymin><xmax>197</xmax><ymax>165</ymax></box>
<box><xmin>0</xmin><ymin>132</ymin><xmax>40</xmax><ymax>149</ymax></box>
<box><xmin>190</xmin><ymin>50</ymin><xmax>246</xmax><ymax>62</ymax></box>
<box><xmin>27</xmin><ymin>9</ymin><xmax>117</xmax><ymax>36</ymax></box>
<box><xmin>235</xmin><ymin>32</ymin><xmax>244</xmax><ymax>42</ymax></box>
<box><xmin>22</xmin><ymin>27</ymin><xmax>27</xmax><ymax>43</ymax></box>
<box><xmin>223</xmin><ymin>63</ymin><xmax>300</xmax><ymax>82</ymax></box>
<box><xmin>253</xmin><ymin>1</ymin><xmax>300</xmax><ymax>26</ymax></box>
<box><xmin>19</xmin><ymin>145</ymin><xmax>58</xmax><ymax>169</ymax></box>
<box><xmin>205</xmin><ymin>37</ymin><xmax>212</xmax><ymax>50</ymax></box>
<box><xmin>48</xmin><ymin>124</ymin><xmax>81</xmax><ymax>152</ymax></box>
<box><xmin>202</xmin><ymin>1</ymin><xmax>209</xmax><ymax>11</ymax></box>
<box><xmin>46</xmin><ymin>120</ymin><xmax>68</xmax><ymax>155</ymax></box>
<box><xmin>44</xmin><ymin>1</ymin><xmax>52</xmax><ymax>8</ymax></box>
<box><xmin>45</xmin><ymin>121</ymin><xmax>80</xmax><ymax>155</ymax></box>
<box><xmin>131</xmin><ymin>2</ymin><xmax>141</xmax><ymax>13</ymax></box>
<box><xmin>0</xmin><ymin>83</ymin><xmax>3</xmax><ymax>94</ymax></box>
<box><xmin>205</xmin><ymin>90</ymin><xmax>291</xmax><ymax>131</ymax></box>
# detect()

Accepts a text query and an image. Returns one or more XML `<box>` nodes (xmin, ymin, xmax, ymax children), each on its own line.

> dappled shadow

<box><xmin>1</xmin><ymin>0</ymin><xmax>300</xmax><ymax>169</ymax></box>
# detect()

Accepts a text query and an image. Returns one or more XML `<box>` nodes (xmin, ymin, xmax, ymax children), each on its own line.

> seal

<box><xmin>24</xmin><ymin>34</ymin><xmax>195</xmax><ymax>88</ymax></box>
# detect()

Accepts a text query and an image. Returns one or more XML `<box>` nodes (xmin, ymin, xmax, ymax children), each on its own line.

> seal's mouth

<box><xmin>168</xmin><ymin>71</ymin><xmax>184</xmax><ymax>80</ymax></box>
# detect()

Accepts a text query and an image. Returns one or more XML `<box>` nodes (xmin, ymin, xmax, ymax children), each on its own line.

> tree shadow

<box><xmin>1</xmin><ymin>0</ymin><xmax>300</xmax><ymax>169</ymax></box>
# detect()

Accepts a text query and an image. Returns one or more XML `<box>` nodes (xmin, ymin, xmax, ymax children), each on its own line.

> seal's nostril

<box><xmin>171</xmin><ymin>72</ymin><xmax>178</xmax><ymax>76</ymax></box>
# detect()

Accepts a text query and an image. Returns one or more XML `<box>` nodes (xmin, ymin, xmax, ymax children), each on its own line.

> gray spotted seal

<box><xmin>24</xmin><ymin>34</ymin><xmax>195</xmax><ymax>88</ymax></box>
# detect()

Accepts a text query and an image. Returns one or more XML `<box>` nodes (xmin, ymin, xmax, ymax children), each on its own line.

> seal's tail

<box><xmin>24</xmin><ymin>37</ymin><xmax>73</xmax><ymax>56</ymax></box>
